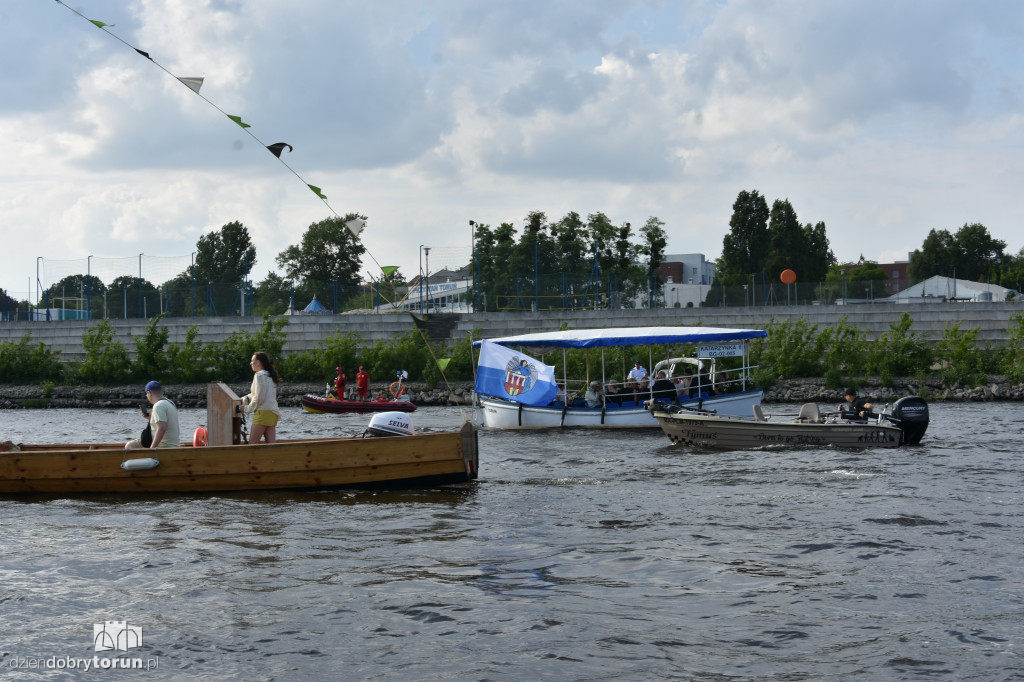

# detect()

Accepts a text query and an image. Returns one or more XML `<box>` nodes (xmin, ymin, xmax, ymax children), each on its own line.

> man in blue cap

<box><xmin>126</xmin><ymin>380</ymin><xmax>180</xmax><ymax>449</ymax></box>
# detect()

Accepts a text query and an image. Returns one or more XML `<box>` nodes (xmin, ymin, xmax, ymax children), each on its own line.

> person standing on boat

<box><xmin>628</xmin><ymin>361</ymin><xmax>648</xmax><ymax>384</ymax></box>
<box><xmin>356</xmin><ymin>366</ymin><xmax>371</xmax><ymax>401</ymax></box>
<box><xmin>126</xmin><ymin>380</ymin><xmax>180</xmax><ymax>449</ymax></box>
<box><xmin>243</xmin><ymin>351</ymin><xmax>282</xmax><ymax>443</ymax></box>
<box><xmin>839</xmin><ymin>388</ymin><xmax>873</xmax><ymax>419</ymax></box>
<box><xmin>585</xmin><ymin>380</ymin><xmax>605</xmax><ymax>408</ymax></box>
<box><xmin>333</xmin><ymin>367</ymin><xmax>348</xmax><ymax>400</ymax></box>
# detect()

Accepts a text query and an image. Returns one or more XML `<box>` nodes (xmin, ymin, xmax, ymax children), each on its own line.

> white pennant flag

<box><xmin>177</xmin><ymin>77</ymin><xmax>204</xmax><ymax>94</ymax></box>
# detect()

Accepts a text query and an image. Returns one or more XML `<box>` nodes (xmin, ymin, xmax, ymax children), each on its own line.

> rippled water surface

<box><xmin>1</xmin><ymin>403</ymin><xmax>1021</xmax><ymax>680</ymax></box>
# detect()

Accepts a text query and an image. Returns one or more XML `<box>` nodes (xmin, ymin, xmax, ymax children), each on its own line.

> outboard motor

<box><xmin>888</xmin><ymin>396</ymin><xmax>929</xmax><ymax>445</ymax></box>
<box><xmin>366</xmin><ymin>411</ymin><xmax>415</xmax><ymax>437</ymax></box>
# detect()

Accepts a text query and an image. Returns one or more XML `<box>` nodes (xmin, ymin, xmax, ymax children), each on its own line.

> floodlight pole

<box><xmin>87</xmin><ymin>255</ymin><xmax>93</xmax><ymax>320</ymax></box>
<box><xmin>138</xmin><ymin>253</ymin><xmax>144</xmax><ymax>319</ymax></box>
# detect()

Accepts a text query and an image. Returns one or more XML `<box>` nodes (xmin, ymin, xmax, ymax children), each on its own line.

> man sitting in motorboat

<box><xmin>839</xmin><ymin>387</ymin><xmax>873</xmax><ymax>420</ymax></box>
<box><xmin>585</xmin><ymin>381</ymin><xmax>604</xmax><ymax>408</ymax></box>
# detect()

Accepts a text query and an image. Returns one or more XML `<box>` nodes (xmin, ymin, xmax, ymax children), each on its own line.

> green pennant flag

<box><xmin>308</xmin><ymin>184</ymin><xmax>327</xmax><ymax>200</ymax></box>
<box><xmin>437</xmin><ymin>358</ymin><xmax>451</xmax><ymax>371</ymax></box>
<box><xmin>381</xmin><ymin>266</ymin><xmax>399</xmax><ymax>278</ymax></box>
<box><xmin>227</xmin><ymin>114</ymin><xmax>251</xmax><ymax>129</ymax></box>
<box><xmin>89</xmin><ymin>19</ymin><xmax>110</xmax><ymax>29</ymax></box>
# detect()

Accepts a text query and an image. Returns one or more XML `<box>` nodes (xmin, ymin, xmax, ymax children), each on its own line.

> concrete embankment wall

<box><xmin>1</xmin><ymin>302</ymin><xmax>1022</xmax><ymax>361</ymax></box>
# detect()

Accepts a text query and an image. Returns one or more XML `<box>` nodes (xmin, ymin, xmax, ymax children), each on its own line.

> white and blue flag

<box><xmin>474</xmin><ymin>340</ymin><xmax>559</xmax><ymax>406</ymax></box>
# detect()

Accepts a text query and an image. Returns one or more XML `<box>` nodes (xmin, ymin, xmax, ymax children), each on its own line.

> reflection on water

<box><xmin>0</xmin><ymin>403</ymin><xmax>1021</xmax><ymax>679</ymax></box>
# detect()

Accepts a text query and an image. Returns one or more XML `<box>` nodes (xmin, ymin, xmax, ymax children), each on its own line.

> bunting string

<box><xmin>53</xmin><ymin>0</ymin><xmax>393</xmax><ymax>278</ymax></box>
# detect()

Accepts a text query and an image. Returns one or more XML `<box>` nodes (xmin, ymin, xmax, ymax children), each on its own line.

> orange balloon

<box><xmin>780</xmin><ymin>269</ymin><xmax>797</xmax><ymax>284</ymax></box>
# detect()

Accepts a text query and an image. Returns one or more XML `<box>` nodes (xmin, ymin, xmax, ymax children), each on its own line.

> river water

<box><xmin>0</xmin><ymin>402</ymin><xmax>1021</xmax><ymax>680</ymax></box>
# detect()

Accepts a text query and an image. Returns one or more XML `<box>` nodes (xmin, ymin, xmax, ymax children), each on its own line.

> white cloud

<box><xmin>3</xmin><ymin>0</ymin><xmax>1024</xmax><ymax>299</ymax></box>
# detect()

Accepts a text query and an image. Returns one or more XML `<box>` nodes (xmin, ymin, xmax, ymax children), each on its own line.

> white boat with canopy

<box><xmin>472</xmin><ymin>326</ymin><xmax>768</xmax><ymax>429</ymax></box>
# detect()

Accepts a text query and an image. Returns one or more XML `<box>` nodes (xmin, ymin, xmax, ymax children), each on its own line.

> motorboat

<box><xmin>650</xmin><ymin>396</ymin><xmax>930</xmax><ymax>449</ymax></box>
<box><xmin>300</xmin><ymin>394</ymin><xmax>417</xmax><ymax>414</ymax></box>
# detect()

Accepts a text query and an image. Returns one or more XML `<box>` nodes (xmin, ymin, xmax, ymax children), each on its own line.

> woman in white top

<box><xmin>243</xmin><ymin>351</ymin><xmax>282</xmax><ymax>443</ymax></box>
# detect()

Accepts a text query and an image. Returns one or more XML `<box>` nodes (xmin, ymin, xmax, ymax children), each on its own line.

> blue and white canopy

<box><xmin>473</xmin><ymin>326</ymin><xmax>766</xmax><ymax>351</ymax></box>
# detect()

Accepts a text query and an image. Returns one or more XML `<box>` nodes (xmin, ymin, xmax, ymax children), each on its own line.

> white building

<box><xmin>393</xmin><ymin>268</ymin><xmax>474</xmax><ymax>313</ymax></box>
<box><xmin>658</xmin><ymin>253</ymin><xmax>717</xmax><ymax>308</ymax></box>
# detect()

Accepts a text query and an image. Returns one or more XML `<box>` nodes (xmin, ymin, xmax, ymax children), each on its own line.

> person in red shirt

<box><xmin>356</xmin><ymin>366</ymin><xmax>370</xmax><ymax>401</ymax></box>
<box><xmin>333</xmin><ymin>367</ymin><xmax>347</xmax><ymax>400</ymax></box>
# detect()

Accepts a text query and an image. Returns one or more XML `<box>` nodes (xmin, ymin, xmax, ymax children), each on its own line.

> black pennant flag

<box><xmin>267</xmin><ymin>142</ymin><xmax>294</xmax><ymax>158</ymax></box>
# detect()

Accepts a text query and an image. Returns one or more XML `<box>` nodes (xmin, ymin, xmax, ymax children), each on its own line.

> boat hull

<box><xmin>652</xmin><ymin>410</ymin><xmax>903</xmax><ymax>449</ymax></box>
<box><xmin>477</xmin><ymin>389</ymin><xmax>763</xmax><ymax>429</ymax></box>
<box><xmin>300</xmin><ymin>394</ymin><xmax>417</xmax><ymax>414</ymax></box>
<box><xmin>0</xmin><ymin>423</ymin><xmax>477</xmax><ymax>494</ymax></box>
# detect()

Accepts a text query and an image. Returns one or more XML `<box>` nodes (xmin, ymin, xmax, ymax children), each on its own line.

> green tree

<box><xmin>954</xmin><ymin>222</ymin><xmax>1006</xmax><ymax>281</ymax></box>
<box><xmin>105</xmin><ymin>275</ymin><xmax>160</xmax><ymax>319</ymax></box>
<box><xmin>549</xmin><ymin>211</ymin><xmax>588</xmax><ymax>276</ymax></box>
<box><xmin>825</xmin><ymin>261</ymin><xmax>887</xmax><ymax>301</ymax></box>
<box><xmin>640</xmin><ymin>217</ymin><xmax>667</xmax><ymax>273</ymax></box>
<box><xmin>43</xmin><ymin>274</ymin><xmax>107</xmax><ymax>319</ymax></box>
<box><xmin>992</xmin><ymin>248</ymin><xmax>1024</xmax><ymax>295</ymax></box>
<box><xmin>909</xmin><ymin>223</ymin><xmax>1005</xmax><ymax>283</ymax></box>
<box><xmin>800</xmin><ymin>221</ymin><xmax>835</xmax><ymax>283</ymax></box>
<box><xmin>719</xmin><ymin>190</ymin><xmax>770</xmax><ymax>285</ymax></box>
<box><xmin>765</xmin><ymin>199</ymin><xmax>803</xmax><ymax>280</ymax></box>
<box><xmin>194</xmin><ymin>221</ymin><xmax>257</xmax><ymax>285</ymax></box>
<box><xmin>253</xmin><ymin>272</ymin><xmax>293</xmax><ymax>316</ymax></box>
<box><xmin>276</xmin><ymin>215</ymin><xmax>367</xmax><ymax>299</ymax></box>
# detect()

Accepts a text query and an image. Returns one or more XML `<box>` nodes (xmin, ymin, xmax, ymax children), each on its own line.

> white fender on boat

<box><xmin>121</xmin><ymin>458</ymin><xmax>160</xmax><ymax>471</ymax></box>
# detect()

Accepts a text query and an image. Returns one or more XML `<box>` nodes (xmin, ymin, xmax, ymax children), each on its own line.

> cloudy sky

<box><xmin>3</xmin><ymin>0</ymin><xmax>1024</xmax><ymax>299</ymax></box>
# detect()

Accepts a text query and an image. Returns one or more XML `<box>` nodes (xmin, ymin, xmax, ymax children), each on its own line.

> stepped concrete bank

<box><xmin>1</xmin><ymin>376</ymin><xmax>1022</xmax><ymax>410</ymax></box>
<box><xmin>2</xmin><ymin>302</ymin><xmax>1023</xmax><ymax>361</ymax></box>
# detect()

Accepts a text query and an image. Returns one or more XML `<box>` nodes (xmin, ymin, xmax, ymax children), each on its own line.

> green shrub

<box><xmin>1002</xmin><ymin>313</ymin><xmax>1024</xmax><ymax>383</ymax></box>
<box><xmin>819</xmin><ymin>316</ymin><xmax>867</xmax><ymax>376</ymax></box>
<box><xmin>204</xmin><ymin>314</ymin><xmax>288</xmax><ymax>382</ymax></box>
<box><xmin>78</xmin><ymin>320</ymin><xmax>131</xmax><ymax>385</ymax></box>
<box><xmin>165</xmin><ymin>325</ymin><xmax>211</xmax><ymax>384</ymax></box>
<box><xmin>866</xmin><ymin>313</ymin><xmax>932</xmax><ymax>378</ymax></box>
<box><xmin>751</xmin><ymin>317</ymin><xmax>825</xmax><ymax>378</ymax></box>
<box><xmin>935</xmin><ymin>323</ymin><xmax>985</xmax><ymax>387</ymax></box>
<box><xmin>751</xmin><ymin>366</ymin><xmax>776</xmax><ymax>390</ymax></box>
<box><xmin>0</xmin><ymin>333</ymin><xmax>64</xmax><ymax>384</ymax></box>
<box><xmin>359</xmin><ymin>330</ymin><xmax>434</xmax><ymax>386</ymax></box>
<box><xmin>131</xmin><ymin>314</ymin><xmax>169</xmax><ymax>382</ymax></box>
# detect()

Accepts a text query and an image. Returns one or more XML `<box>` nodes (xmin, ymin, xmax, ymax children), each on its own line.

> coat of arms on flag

<box><xmin>504</xmin><ymin>358</ymin><xmax>535</xmax><ymax>396</ymax></box>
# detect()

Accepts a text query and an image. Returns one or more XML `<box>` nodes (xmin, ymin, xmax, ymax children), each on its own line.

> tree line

<box><xmin>3</xmin><ymin>191</ymin><xmax>1022</xmax><ymax>319</ymax></box>
<box><xmin>469</xmin><ymin>210</ymin><xmax>668</xmax><ymax>311</ymax></box>
<box><xmin>717</xmin><ymin>189</ymin><xmax>1023</xmax><ymax>296</ymax></box>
